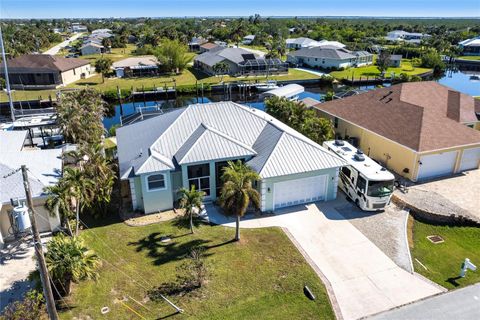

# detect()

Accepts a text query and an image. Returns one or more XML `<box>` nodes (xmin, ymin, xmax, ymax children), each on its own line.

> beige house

<box><xmin>0</xmin><ymin>54</ymin><xmax>92</xmax><ymax>89</ymax></box>
<box><xmin>0</xmin><ymin>131</ymin><xmax>62</xmax><ymax>248</ymax></box>
<box><xmin>314</xmin><ymin>82</ymin><xmax>480</xmax><ymax>182</ymax></box>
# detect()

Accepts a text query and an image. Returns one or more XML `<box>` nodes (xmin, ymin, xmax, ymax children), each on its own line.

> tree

<box><xmin>376</xmin><ymin>50</ymin><xmax>391</xmax><ymax>74</ymax></box>
<box><xmin>44</xmin><ymin>182</ymin><xmax>75</xmax><ymax>236</ymax></box>
<box><xmin>301</xmin><ymin>116</ymin><xmax>335</xmax><ymax>144</ymax></box>
<box><xmin>218</xmin><ymin>161</ymin><xmax>260</xmax><ymax>241</ymax></box>
<box><xmin>212</xmin><ymin>61</ymin><xmax>229</xmax><ymax>81</ymax></box>
<box><xmin>94</xmin><ymin>57</ymin><xmax>113</xmax><ymax>83</ymax></box>
<box><xmin>178</xmin><ymin>186</ymin><xmax>205</xmax><ymax>234</ymax></box>
<box><xmin>62</xmin><ymin>167</ymin><xmax>94</xmax><ymax>236</ymax></box>
<box><xmin>45</xmin><ymin>234</ymin><xmax>100</xmax><ymax>296</ymax></box>
<box><xmin>154</xmin><ymin>39</ymin><xmax>192</xmax><ymax>73</ymax></box>
<box><xmin>420</xmin><ymin>51</ymin><xmax>445</xmax><ymax>74</ymax></box>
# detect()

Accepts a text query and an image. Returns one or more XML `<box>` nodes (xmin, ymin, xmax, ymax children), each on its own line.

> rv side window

<box><xmin>341</xmin><ymin>167</ymin><xmax>351</xmax><ymax>177</ymax></box>
<box><xmin>357</xmin><ymin>176</ymin><xmax>367</xmax><ymax>192</ymax></box>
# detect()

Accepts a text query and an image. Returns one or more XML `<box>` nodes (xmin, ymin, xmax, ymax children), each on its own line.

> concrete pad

<box><xmin>206</xmin><ymin>198</ymin><xmax>442</xmax><ymax>320</ymax></box>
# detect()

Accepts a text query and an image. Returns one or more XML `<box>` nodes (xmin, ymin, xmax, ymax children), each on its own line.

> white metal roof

<box><xmin>262</xmin><ymin>84</ymin><xmax>305</xmax><ymax>99</ymax></box>
<box><xmin>116</xmin><ymin>102</ymin><xmax>345</xmax><ymax>179</ymax></box>
<box><xmin>459</xmin><ymin>36</ymin><xmax>480</xmax><ymax>46</ymax></box>
<box><xmin>0</xmin><ymin>130</ymin><xmax>27</xmax><ymax>152</ymax></box>
<box><xmin>323</xmin><ymin>140</ymin><xmax>395</xmax><ymax>181</ymax></box>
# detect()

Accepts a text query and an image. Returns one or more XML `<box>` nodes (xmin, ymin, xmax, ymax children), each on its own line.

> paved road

<box><xmin>369</xmin><ymin>284</ymin><xmax>480</xmax><ymax>320</ymax></box>
<box><xmin>43</xmin><ymin>33</ymin><xmax>83</xmax><ymax>55</ymax></box>
<box><xmin>205</xmin><ymin>196</ymin><xmax>442</xmax><ymax>320</ymax></box>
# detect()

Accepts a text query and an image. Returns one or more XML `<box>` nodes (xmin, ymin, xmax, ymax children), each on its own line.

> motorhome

<box><xmin>323</xmin><ymin>140</ymin><xmax>395</xmax><ymax>211</ymax></box>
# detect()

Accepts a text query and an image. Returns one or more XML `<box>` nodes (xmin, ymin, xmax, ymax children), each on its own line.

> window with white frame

<box><xmin>146</xmin><ymin>174</ymin><xmax>166</xmax><ymax>191</ymax></box>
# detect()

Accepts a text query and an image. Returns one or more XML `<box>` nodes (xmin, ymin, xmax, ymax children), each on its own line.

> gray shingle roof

<box><xmin>288</xmin><ymin>46</ymin><xmax>356</xmax><ymax>60</ymax></box>
<box><xmin>194</xmin><ymin>47</ymin><xmax>259</xmax><ymax>67</ymax></box>
<box><xmin>116</xmin><ymin>102</ymin><xmax>345</xmax><ymax>180</ymax></box>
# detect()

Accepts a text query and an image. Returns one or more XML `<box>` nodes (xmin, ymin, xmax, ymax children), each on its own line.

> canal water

<box><xmin>103</xmin><ymin>69</ymin><xmax>480</xmax><ymax>130</ymax></box>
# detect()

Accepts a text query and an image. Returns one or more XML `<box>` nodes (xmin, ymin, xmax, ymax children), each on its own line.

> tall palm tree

<box><xmin>178</xmin><ymin>186</ymin><xmax>205</xmax><ymax>234</ymax></box>
<box><xmin>45</xmin><ymin>234</ymin><xmax>100</xmax><ymax>296</ymax></box>
<box><xmin>62</xmin><ymin>167</ymin><xmax>94</xmax><ymax>236</ymax></box>
<box><xmin>218</xmin><ymin>161</ymin><xmax>260</xmax><ymax>241</ymax></box>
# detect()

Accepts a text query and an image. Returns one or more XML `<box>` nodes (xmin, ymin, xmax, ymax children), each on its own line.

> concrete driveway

<box><xmin>205</xmin><ymin>198</ymin><xmax>442</xmax><ymax>320</ymax></box>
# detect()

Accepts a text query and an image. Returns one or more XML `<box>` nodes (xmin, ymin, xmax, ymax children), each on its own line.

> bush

<box><xmin>0</xmin><ymin>290</ymin><xmax>45</xmax><ymax>320</ymax></box>
<box><xmin>420</xmin><ymin>51</ymin><xmax>445</xmax><ymax>73</ymax></box>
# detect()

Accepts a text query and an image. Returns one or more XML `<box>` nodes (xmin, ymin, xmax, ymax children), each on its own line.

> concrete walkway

<box><xmin>43</xmin><ymin>33</ymin><xmax>83</xmax><ymax>55</ymax></box>
<box><xmin>205</xmin><ymin>198</ymin><xmax>442</xmax><ymax>320</ymax></box>
<box><xmin>369</xmin><ymin>284</ymin><xmax>480</xmax><ymax>320</ymax></box>
<box><xmin>294</xmin><ymin>67</ymin><xmax>330</xmax><ymax>77</ymax></box>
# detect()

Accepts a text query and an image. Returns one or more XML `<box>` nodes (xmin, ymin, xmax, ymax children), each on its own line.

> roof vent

<box><xmin>354</xmin><ymin>153</ymin><xmax>365</xmax><ymax>161</ymax></box>
<box><xmin>335</xmin><ymin>140</ymin><xmax>345</xmax><ymax>146</ymax></box>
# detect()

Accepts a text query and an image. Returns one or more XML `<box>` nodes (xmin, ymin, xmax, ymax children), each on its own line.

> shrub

<box><xmin>0</xmin><ymin>290</ymin><xmax>45</xmax><ymax>320</ymax></box>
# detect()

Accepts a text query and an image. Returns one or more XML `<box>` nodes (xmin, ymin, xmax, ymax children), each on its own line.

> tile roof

<box><xmin>200</xmin><ymin>42</ymin><xmax>219</xmax><ymax>50</ymax></box>
<box><xmin>314</xmin><ymin>82</ymin><xmax>480</xmax><ymax>152</ymax></box>
<box><xmin>116</xmin><ymin>102</ymin><xmax>345</xmax><ymax>179</ymax></box>
<box><xmin>1</xmin><ymin>54</ymin><xmax>90</xmax><ymax>72</ymax></box>
<box><xmin>112</xmin><ymin>56</ymin><xmax>158</xmax><ymax>68</ymax></box>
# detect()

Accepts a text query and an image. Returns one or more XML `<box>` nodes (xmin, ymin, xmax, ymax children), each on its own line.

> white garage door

<box><xmin>459</xmin><ymin>147</ymin><xmax>480</xmax><ymax>172</ymax></box>
<box><xmin>417</xmin><ymin>151</ymin><xmax>458</xmax><ymax>181</ymax></box>
<box><xmin>273</xmin><ymin>175</ymin><xmax>327</xmax><ymax>210</ymax></box>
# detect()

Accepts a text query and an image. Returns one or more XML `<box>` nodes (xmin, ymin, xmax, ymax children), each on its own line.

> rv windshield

<box><xmin>367</xmin><ymin>180</ymin><xmax>394</xmax><ymax>197</ymax></box>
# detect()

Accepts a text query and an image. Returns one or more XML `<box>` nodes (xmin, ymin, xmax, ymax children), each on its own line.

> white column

<box><xmin>129</xmin><ymin>178</ymin><xmax>137</xmax><ymax>210</ymax></box>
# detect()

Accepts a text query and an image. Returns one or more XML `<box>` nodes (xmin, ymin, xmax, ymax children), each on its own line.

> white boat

<box><xmin>261</xmin><ymin>83</ymin><xmax>305</xmax><ymax>101</ymax></box>
<box><xmin>255</xmin><ymin>80</ymin><xmax>279</xmax><ymax>92</ymax></box>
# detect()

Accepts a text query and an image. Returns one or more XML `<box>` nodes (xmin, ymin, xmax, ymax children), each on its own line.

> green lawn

<box><xmin>410</xmin><ymin>216</ymin><xmax>480</xmax><ymax>290</ymax></box>
<box><xmin>330</xmin><ymin>60</ymin><xmax>431</xmax><ymax>80</ymax></box>
<box><xmin>457</xmin><ymin>56</ymin><xmax>480</xmax><ymax>61</ymax></box>
<box><xmin>60</xmin><ymin>217</ymin><xmax>334</xmax><ymax>320</ymax></box>
<box><xmin>0</xmin><ymin>68</ymin><xmax>319</xmax><ymax>102</ymax></box>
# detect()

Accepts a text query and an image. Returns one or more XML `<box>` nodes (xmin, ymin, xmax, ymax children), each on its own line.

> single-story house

<box><xmin>188</xmin><ymin>37</ymin><xmax>208</xmax><ymax>52</ymax></box>
<box><xmin>116</xmin><ymin>102</ymin><xmax>345</xmax><ymax>214</ymax></box>
<box><xmin>286</xmin><ymin>38</ymin><xmax>346</xmax><ymax>50</ymax></box>
<box><xmin>80</xmin><ymin>42</ymin><xmax>104</xmax><ymax>55</ymax></box>
<box><xmin>199</xmin><ymin>42</ymin><xmax>219</xmax><ymax>53</ymax></box>
<box><xmin>287</xmin><ymin>46</ymin><xmax>373</xmax><ymax>69</ymax></box>
<box><xmin>194</xmin><ymin>47</ymin><xmax>288</xmax><ymax>76</ymax></box>
<box><xmin>0</xmin><ymin>131</ymin><xmax>62</xmax><ymax>248</ymax></box>
<box><xmin>313</xmin><ymin>82</ymin><xmax>480</xmax><ymax>182</ymax></box>
<box><xmin>389</xmin><ymin>54</ymin><xmax>402</xmax><ymax>67</ymax></box>
<box><xmin>112</xmin><ymin>56</ymin><xmax>159</xmax><ymax>78</ymax></box>
<box><xmin>0</xmin><ymin>54</ymin><xmax>92</xmax><ymax>89</ymax></box>
<box><xmin>459</xmin><ymin>36</ymin><xmax>480</xmax><ymax>56</ymax></box>
<box><xmin>385</xmin><ymin>30</ymin><xmax>430</xmax><ymax>44</ymax></box>
<box><xmin>242</xmin><ymin>35</ymin><xmax>255</xmax><ymax>45</ymax></box>
<box><xmin>71</xmin><ymin>24</ymin><xmax>87</xmax><ymax>33</ymax></box>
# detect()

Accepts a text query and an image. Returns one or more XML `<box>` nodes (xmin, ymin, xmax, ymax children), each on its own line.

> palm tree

<box><xmin>62</xmin><ymin>167</ymin><xmax>94</xmax><ymax>236</ymax></box>
<box><xmin>45</xmin><ymin>234</ymin><xmax>100</xmax><ymax>296</ymax></box>
<box><xmin>212</xmin><ymin>62</ymin><xmax>229</xmax><ymax>81</ymax></box>
<box><xmin>218</xmin><ymin>161</ymin><xmax>260</xmax><ymax>241</ymax></box>
<box><xmin>94</xmin><ymin>57</ymin><xmax>113</xmax><ymax>83</ymax></box>
<box><xmin>178</xmin><ymin>186</ymin><xmax>205</xmax><ymax>234</ymax></box>
<box><xmin>44</xmin><ymin>182</ymin><xmax>74</xmax><ymax>236</ymax></box>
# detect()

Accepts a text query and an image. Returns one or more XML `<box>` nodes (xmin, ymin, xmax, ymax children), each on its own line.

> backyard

<box><xmin>329</xmin><ymin>59</ymin><xmax>431</xmax><ymax>80</ymax></box>
<box><xmin>409</xmin><ymin>216</ymin><xmax>480</xmax><ymax>290</ymax></box>
<box><xmin>59</xmin><ymin>216</ymin><xmax>334</xmax><ymax>320</ymax></box>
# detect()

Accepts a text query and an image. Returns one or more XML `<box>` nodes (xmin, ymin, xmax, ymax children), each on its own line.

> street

<box><xmin>43</xmin><ymin>32</ymin><xmax>83</xmax><ymax>55</ymax></box>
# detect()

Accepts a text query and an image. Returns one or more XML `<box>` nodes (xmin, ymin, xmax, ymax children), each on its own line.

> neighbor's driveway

<box><xmin>205</xmin><ymin>198</ymin><xmax>442</xmax><ymax>320</ymax></box>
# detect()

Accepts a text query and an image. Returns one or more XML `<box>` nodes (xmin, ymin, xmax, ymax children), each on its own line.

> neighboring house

<box><xmin>71</xmin><ymin>24</ymin><xmax>87</xmax><ymax>33</ymax></box>
<box><xmin>286</xmin><ymin>38</ymin><xmax>347</xmax><ymax>50</ymax></box>
<box><xmin>91</xmin><ymin>28</ymin><xmax>112</xmax><ymax>35</ymax></box>
<box><xmin>287</xmin><ymin>46</ymin><xmax>373</xmax><ymax>69</ymax></box>
<box><xmin>188</xmin><ymin>37</ymin><xmax>208</xmax><ymax>52</ymax></box>
<box><xmin>199</xmin><ymin>42</ymin><xmax>219</xmax><ymax>53</ymax></box>
<box><xmin>116</xmin><ymin>102</ymin><xmax>345</xmax><ymax>214</ymax></box>
<box><xmin>0</xmin><ymin>54</ymin><xmax>92</xmax><ymax>89</ymax></box>
<box><xmin>112</xmin><ymin>56</ymin><xmax>159</xmax><ymax>78</ymax></box>
<box><xmin>242</xmin><ymin>35</ymin><xmax>255</xmax><ymax>45</ymax></box>
<box><xmin>194</xmin><ymin>47</ymin><xmax>288</xmax><ymax>76</ymax></box>
<box><xmin>459</xmin><ymin>36</ymin><xmax>480</xmax><ymax>56</ymax></box>
<box><xmin>80</xmin><ymin>42</ymin><xmax>105</xmax><ymax>55</ymax></box>
<box><xmin>389</xmin><ymin>54</ymin><xmax>402</xmax><ymax>67</ymax></box>
<box><xmin>313</xmin><ymin>82</ymin><xmax>480</xmax><ymax>182</ymax></box>
<box><xmin>0</xmin><ymin>131</ymin><xmax>62</xmax><ymax>248</ymax></box>
<box><xmin>385</xmin><ymin>30</ymin><xmax>430</xmax><ymax>44</ymax></box>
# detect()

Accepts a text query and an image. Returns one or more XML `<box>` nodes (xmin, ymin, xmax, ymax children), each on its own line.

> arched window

<box><xmin>146</xmin><ymin>174</ymin><xmax>166</xmax><ymax>191</ymax></box>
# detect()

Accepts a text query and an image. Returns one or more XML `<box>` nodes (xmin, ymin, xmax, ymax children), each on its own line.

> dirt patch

<box><xmin>123</xmin><ymin>209</ymin><xmax>185</xmax><ymax>226</ymax></box>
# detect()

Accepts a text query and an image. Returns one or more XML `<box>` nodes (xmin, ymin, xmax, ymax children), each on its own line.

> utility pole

<box><xmin>21</xmin><ymin>165</ymin><xmax>59</xmax><ymax>320</ymax></box>
<box><xmin>0</xmin><ymin>24</ymin><xmax>16</xmax><ymax>122</ymax></box>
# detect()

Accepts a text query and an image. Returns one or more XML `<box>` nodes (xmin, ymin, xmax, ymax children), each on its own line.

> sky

<box><xmin>0</xmin><ymin>0</ymin><xmax>479</xmax><ymax>19</ymax></box>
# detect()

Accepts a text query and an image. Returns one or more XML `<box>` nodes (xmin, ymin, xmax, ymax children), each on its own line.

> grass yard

<box><xmin>330</xmin><ymin>60</ymin><xmax>431</xmax><ymax>80</ymax></box>
<box><xmin>0</xmin><ymin>68</ymin><xmax>319</xmax><ymax>102</ymax></box>
<box><xmin>457</xmin><ymin>56</ymin><xmax>480</xmax><ymax>61</ymax></box>
<box><xmin>410</xmin><ymin>216</ymin><xmax>480</xmax><ymax>290</ymax></box>
<box><xmin>60</xmin><ymin>216</ymin><xmax>334</xmax><ymax>320</ymax></box>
